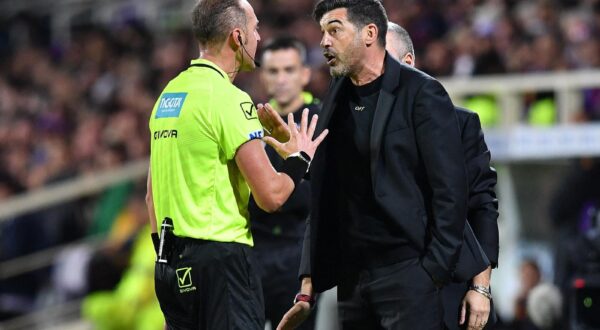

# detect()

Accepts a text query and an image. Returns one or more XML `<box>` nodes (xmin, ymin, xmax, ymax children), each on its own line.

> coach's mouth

<box><xmin>323</xmin><ymin>53</ymin><xmax>336</xmax><ymax>65</ymax></box>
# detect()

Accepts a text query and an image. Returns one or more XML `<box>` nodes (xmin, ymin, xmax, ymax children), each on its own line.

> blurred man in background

<box><xmin>386</xmin><ymin>22</ymin><xmax>499</xmax><ymax>330</ymax></box>
<box><xmin>248</xmin><ymin>35</ymin><xmax>319</xmax><ymax>330</ymax></box>
<box><xmin>510</xmin><ymin>259</ymin><xmax>543</xmax><ymax>329</ymax></box>
<box><xmin>82</xmin><ymin>190</ymin><xmax>164</xmax><ymax>330</ymax></box>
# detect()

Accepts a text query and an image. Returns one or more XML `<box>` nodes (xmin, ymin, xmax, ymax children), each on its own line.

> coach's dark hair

<box><xmin>192</xmin><ymin>0</ymin><xmax>246</xmax><ymax>46</ymax></box>
<box><xmin>388</xmin><ymin>22</ymin><xmax>414</xmax><ymax>57</ymax></box>
<box><xmin>261</xmin><ymin>36</ymin><xmax>308</xmax><ymax>64</ymax></box>
<box><xmin>313</xmin><ymin>0</ymin><xmax>388</xmax><ymax>47</ymax></box>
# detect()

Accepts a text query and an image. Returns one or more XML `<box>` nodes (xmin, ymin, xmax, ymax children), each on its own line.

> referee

<box><xmin>146</xmin><ymin>0</ymin><xmax>328</xmax><ymax>329</ymax></box>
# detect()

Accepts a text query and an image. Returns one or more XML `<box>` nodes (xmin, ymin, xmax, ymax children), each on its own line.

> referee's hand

<box><xmin>262</xmin><ymin>108</ymin><xmax>328</xmax><ymax>160</ymax></box>
<box><xmin>257</xmin><ymin>103</ymin><xmax>290</xmax><ymax>143</ymax></box>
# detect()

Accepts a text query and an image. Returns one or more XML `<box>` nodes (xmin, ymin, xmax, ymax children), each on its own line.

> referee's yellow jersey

<box><xmin>149</xmin><ymin>59</ymin><xmax>264</xmax><ymax>246</ymax></box>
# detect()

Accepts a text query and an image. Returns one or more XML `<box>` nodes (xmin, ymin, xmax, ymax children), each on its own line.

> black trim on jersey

<box><xmin>189</xmin><ymin>63</ymin><xmax>225</xmax><ymax>79</ymax></box>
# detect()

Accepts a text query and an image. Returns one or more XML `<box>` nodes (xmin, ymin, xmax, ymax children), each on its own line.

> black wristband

<box><xmin>281</xmin><ymin>155</ymin><xmax>309</xmax><ymax>187</ymax></box>
<box><xmin>151</xmin><ymin>232</ymin><xmax>160</xmax><ymax>255</ymax></box>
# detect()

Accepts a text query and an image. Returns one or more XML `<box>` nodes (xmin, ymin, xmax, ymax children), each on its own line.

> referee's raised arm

<box><xmin>237</xmin><ymin>108</ymin><xmax>327</xmax><ymax>213</ymax></box>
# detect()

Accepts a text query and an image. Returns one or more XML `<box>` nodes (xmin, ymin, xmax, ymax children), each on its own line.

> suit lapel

<box><xmin>312</xmin><ymin>77</ymin><xmax>347</xmax><ymax>215</ymax></box>
<box><xmin>316</xmin><ymin>78</ymin><xmax>347</xmax><ymax>135</ymax></box>
<box><xmin>370</xmin><ymin>54</ymin><xmax>402</xmax><ymax>191</ymax></box>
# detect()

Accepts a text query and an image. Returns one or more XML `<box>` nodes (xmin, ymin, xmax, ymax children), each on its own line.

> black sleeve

<box><xmin>461</xmin><ymin>111</ymin><xmax>499</xmax><ymax>267</ymax></box>
<box><xmin>298</xmin><ymin>218</ymin><xmax>311</xmax><ymax>279</ymax></box>
<box><xmin>249</xmin><ymin>145</ymin><xmax>310</xmax><ymax>216</ymax></box>
<box><xmin>414</xmin><ymin>79</ymin><xmax>468</xmax><ymax>285</ymax></box>
<box><xmin>267</xmin><ymin>145</ymin><xmax>311</xmax><ymax>214</ymax></box>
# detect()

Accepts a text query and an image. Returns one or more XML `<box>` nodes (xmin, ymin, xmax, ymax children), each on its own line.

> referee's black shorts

<box><xmin>154</xmin><ymin>237</ymin><xmax>264</xmax><ymax>330</ymax></box>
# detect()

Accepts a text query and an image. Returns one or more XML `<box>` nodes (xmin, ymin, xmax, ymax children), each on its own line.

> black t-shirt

<box><xmin>248</xmin><ymin>102</ymin><xmax>320</xmax><ymax>247</ymax></box>
<box><xmin>330</xmin><ymin>75</ymin><xmax>411</xmax><ymax>266</ymax></box>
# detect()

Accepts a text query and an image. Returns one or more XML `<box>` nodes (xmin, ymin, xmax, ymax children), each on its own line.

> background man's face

<box><xmin>319</xmin><ymin>8</ymin><xmax>363</xmax><ymax>77</ymax></box>
<box><xmin>260</xmin><ymin>48</ymin><xmax>309</xmax><ymax>107</ymax></box>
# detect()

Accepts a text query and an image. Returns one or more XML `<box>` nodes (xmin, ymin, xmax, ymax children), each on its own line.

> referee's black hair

<box><xmin>260</xmin><ymin>36</ymin><xmax>308</xmax><ymax>65</ymax></box>
<box><xmin>313</xmin><ymin>0</ymin><xmax>388</xmax><ymax>48</ymax></box>
<box><xmin>192</xmin><ymin>0</ymin><xmax>247</xmax><ymax>47</ymax></box>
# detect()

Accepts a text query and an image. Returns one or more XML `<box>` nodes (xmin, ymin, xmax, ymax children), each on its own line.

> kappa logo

<box><xmin>240</xmin><ymin>102</ymin><xmax>257</xmax><ymax>120</ymax></box>
<box><xmin>176</xmin><ymin>267</ymin><xmax>197</xmax><ymax>293</ymax></box>
<box><xmin>156</xmin><ymin>93</ymin><xmax>188</xmax><ymax>119</ymax></box>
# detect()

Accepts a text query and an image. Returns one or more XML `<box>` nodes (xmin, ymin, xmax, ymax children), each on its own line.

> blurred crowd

<box><xmin>3</xmin><ymin>0</ymin><xmax>600</xmax><ymax>195</ymax></box>
<box><xmin>1</xmin><ymin>0</ymin><xmax>600</xmax><ymax>328</ymax></box>
<box><xmin>239</xmin><ymin>0</ymin><xmax>600</xmax><ymax>122</ymax></box>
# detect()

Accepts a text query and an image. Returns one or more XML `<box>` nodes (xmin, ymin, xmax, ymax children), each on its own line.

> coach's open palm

<box><xmin>262</xmin><ymin>108</ymin><xmax>328</xmax><ymax>160</ymax></box>
<box><xmin>276</xmin><ymin>301</ymin><xmax>311</xmax><ymax>330</ymax></box>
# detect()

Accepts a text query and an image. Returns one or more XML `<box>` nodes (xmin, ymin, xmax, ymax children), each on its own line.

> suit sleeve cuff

<box><xmin>480</xmin><ymin>243</ymin><xmax>499</xmax><ymax>268</ymax></box>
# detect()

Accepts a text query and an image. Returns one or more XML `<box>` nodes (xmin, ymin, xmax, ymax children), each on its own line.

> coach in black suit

<box><xmin>386</xmin><ymin>22</ymin><xmax>499</xmax><ymax>330</ymax></box>
<box><xmin>275</xmin><ymin>1</ymin><xmax>469</xmax><ymax>329</ymax></box>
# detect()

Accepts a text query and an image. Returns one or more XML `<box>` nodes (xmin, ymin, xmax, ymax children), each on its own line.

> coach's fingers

<box><xmin>460</xmin><ymin>300</ymin><xmax>467</xmax><ymax>325</ymax></box>
<box><xmin>307</xmin><ymin>114</ymin><xmax>318</xmax><ymax>139</ymax></box>
<box><xmin>468</xmin><ymin>313</ymin><xmax>480</xmax><ymax>330</ymax></box>
<box><xmin>312</xmin><ymin>129</ymin><xmax>329</xmax><ymax>147</ymax></box>
<box><xmin>262</xmin><ymin>136</ymin><xmax>283</xmax><ymax>154</ymax></box>
<box><xmin>300</xmin><ymin>108</ymin><xmax>309</xmax><ymax>134</ymax></box>
<box><xmin>288</xmin><ymin>113</ymin><xmax>298</xmax><ymax>135</ymax></box>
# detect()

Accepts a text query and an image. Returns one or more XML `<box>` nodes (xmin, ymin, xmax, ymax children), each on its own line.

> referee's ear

<box><xmin>230</xmin><ymin>28</ymin><xmax>244</xmax><ymax>50</ymax></box>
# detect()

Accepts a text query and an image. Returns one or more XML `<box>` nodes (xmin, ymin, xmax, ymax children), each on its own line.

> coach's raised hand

<box><xmin>262</xmin><ymin>108</ymin><xmax>328</xmax><ymax>160</ymax></box>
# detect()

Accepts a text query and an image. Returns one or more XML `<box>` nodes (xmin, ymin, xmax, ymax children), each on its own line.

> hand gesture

<box><xmin>460</xmin><ymin>290</ymin><xmax>491</xmax><ymax>329</ymax></box>
<box><xmin>257</xmin><ymin>103</ymin><xmax>291</xmax><ymax>143</ymax></box>
<box><xmin>262</xmin><ymin>108</ymin><xmax>328</xmax><ymax>160</ymax></box>
<box><xmin>276</xmin><ymin>301</ymin><xmax>311</xmax><ymax>330</ymax></box>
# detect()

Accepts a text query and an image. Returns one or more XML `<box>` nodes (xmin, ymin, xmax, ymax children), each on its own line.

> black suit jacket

<box><xmin>300</xmin><ymin>54</ymin><xmax>469</xmax><ymax>292</ymax></box>
<box><xmin>451</xmin><ymin>107</ymin><xmax>499</xmax><ymax>283</ymax></box>
<box><xmin>456</xmin><ymin>107</ymin><xmax>499</xmax><ymax>268</ymax></box>
<box><xmin>442</xmin><ymin>107</ymin><xmax>499</xmax><ymax>329</ymax></box>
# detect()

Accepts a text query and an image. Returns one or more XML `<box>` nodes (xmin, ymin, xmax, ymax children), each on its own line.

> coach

<box><xmin>278</xmin><ymin>0</ymin><xmax>468</xmax><ymax>329</ymax></box>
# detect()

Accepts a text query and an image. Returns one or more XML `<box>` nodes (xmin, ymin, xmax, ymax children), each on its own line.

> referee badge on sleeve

<box><xmin>248</xmin><ymin>130</ymin><xmax>263</xmax><ymax>140</ymax></box>
<box><xmin>240</xmin><ymin>102</ymin><xmax>257</xmax><ymax>120</ymax></box>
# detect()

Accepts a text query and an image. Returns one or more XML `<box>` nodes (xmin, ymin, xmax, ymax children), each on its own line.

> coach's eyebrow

<box><xmin>326</xmin><ymin>19</ymin><xmax>343</xmax><ymax>26</ymax></box>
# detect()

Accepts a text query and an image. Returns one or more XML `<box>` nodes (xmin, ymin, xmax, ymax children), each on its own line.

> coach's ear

<box><xmin>362</xmin><ymin>23</ymin><xmax>378</xmax><ymax>47</ymax></box>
